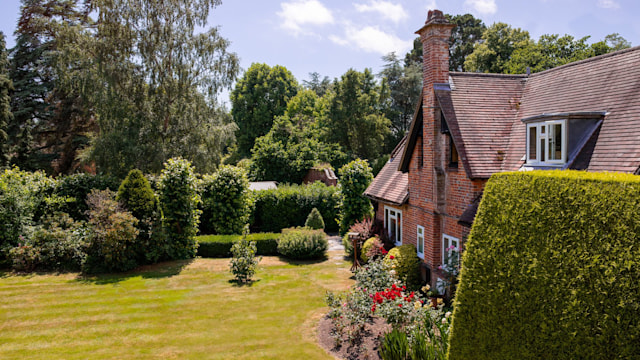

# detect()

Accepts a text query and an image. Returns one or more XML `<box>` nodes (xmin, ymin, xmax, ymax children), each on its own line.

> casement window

<box><xmin>384</xmin><ymin>206</ymin><xmax>402</xmax><ymax>246</ymax></box>
<box><xmin>526</xmin><ymin>120</ymin><xmax>566</xmax><ymax>165</ymax></box>
<box><xmin>442</xmin><ymin>234</ymin><xmax>459</xmax><ymax>264</ymax></box>
<box><xmin>417</xmin><ymin>225</ymin><xmax>425</xmax><ymax>259</ymax></box>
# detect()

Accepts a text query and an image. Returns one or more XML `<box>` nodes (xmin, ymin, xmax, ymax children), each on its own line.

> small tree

<box><xmin>158</xmin><ymin>157</ymin><xmax>201</xmax><ymax>259</ymax></box>
<box><xmin>202</xmin><ymin>165</ymin><xmax>252</xmax><ymax>235</ymax></box>
<box><xmin>117</xmin><ymin>169</ymin><xmax>157</xmax><ymax>221</ymax></box>
<box><xmin>304</xmin><ymin>207</ymin><xmax>325</xmax><ymax>230</ymax></box>
<box><xmin>229</xmin><ymin>238</ymin><xmax>261</xmax><ymax>283</ymax></box>
<box><xmin>338</xmin><ymin>159</ymin><xmax>374</xmax><ymax>234</ymax></box>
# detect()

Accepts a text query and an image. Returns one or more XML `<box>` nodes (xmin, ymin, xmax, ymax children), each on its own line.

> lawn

<box><xmin>0</xmin><ymin>251</ymin><xmax>353</xmax><ymax>359</ymax></box>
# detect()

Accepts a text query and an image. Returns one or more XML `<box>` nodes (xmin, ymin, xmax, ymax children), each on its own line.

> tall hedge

<box><xmin>158</xmin><ymin>158</ymin><xmax>201</xmax><ymax>260</ymax></box>
<box><xmin>201</xmin><ymin>166</ymin><xmax>252</xmax><ymax>235</ymax></box>
<box><xmin>338</xmin><ymin>159</ymin><xmax>373</xmax><ymax>234</ymax></box>
<box><xmin>448</xmin><ymin>171</ymin><xmax>640</xmax><ymax>359</ymax></box>
<box><xmin>251</xmin><ymin>182</ymin><xmax>340</xmax><ymax>233</ymax></box>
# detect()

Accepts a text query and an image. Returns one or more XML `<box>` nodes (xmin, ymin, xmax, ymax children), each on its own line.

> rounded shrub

<box><xmin>361</xmin><ymin>236</ymin><xmax>382</xmax><ymax>263</ymax></box>
<box><xmin>385</xmin><ymin>244</ymin><xmax>421</xmax><ymax>290</ymax></box>
<box><xmin>201</xmin><ymin>165</ymin><xmax>252</xmax><ymax>235</ymax></box>
<box><xmin>158</xmin><ymin>157</ymin><xmax>201</xmax><ymax>260</ymax></box>
<box><xmin>277</xmin><ymin>228</ymin><xmax>328</xmax><ymax>260</ymax></box>
<box><xmin>116</xmin><ymin>169</ymin><xmax>157</xmax><ymax>221</ymax></box>
<box><xmin>304</xmin><ymin>207</ymin><xmax>325</xmax><ymax>230</ymax></box>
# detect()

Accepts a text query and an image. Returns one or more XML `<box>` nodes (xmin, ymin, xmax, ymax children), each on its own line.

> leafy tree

<box><xmin>447</xmin><ymin>14</ymin><xmax>486</xmax><ymax>72</ymax></box>
<box><xmin>379</xmin><ymin>53</ymin><xmax>421</xmax><ymax>147</ymax></box>
<box><xmin>324</xmin><ymin>69</ymin><xmax>391</xmax><ymax>162</ymax></box>
<box><xmin>250</xmin><ymin>89</ymin><xmax>345</xmax><ymax>183</ymax></box>
<box><xmin>231</xmin><ymin>63</ymin><xmax>298</xmax><ymax>158</ymax></box>
<box><xmin>464</xmin><ymin>22</ymin><xmax>531</xmax><ymax>73</ymax></box>
<box><xmin>64</xmin><ymin>0</ymin><xmax>239</xmax><ymax>177</ymax></box>
<box><xmin>0</xmin><ymin>32</ymin><xmax>12</xmax><ymax>167</ymax></box>
<box><xmin>338</xmin><ymin>159</ymin><xmax>374</xmax><ymax>234</ymax></box>
<box><xmin>303</xmin><ymin>72</ymin><xmax>332</xmax><ymax>97</ymax></box>
<box><xmin>591</xmin><ymin>33</ymin><xmax>632</xmax><ymax>56</ymax></box>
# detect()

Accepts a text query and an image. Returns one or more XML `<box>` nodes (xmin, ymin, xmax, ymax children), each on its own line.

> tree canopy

<box><xmin>0</xmin><ymin>32</ymin><xmax>12</xmax><ymax>167</ymax></box>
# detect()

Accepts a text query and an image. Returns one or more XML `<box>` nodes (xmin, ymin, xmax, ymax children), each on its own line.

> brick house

<box><xmin>364</xmin><ymin>9</ymin><xmax>640</xmax><ymax>288</ymax></box>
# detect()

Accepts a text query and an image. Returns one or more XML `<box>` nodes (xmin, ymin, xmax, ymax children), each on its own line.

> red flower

<box><xmin>389</xmin><ymin>255</ymin><xmax>395</xmax><ymax>260</ymax></box>
<box><xmin>380</xmin><ymin>246</ymin><xmax>388</xmax><ymax>255</ymax></box>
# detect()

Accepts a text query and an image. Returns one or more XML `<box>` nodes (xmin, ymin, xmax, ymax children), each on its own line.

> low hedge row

<box><xmin>448</xmin><ymin>171</ymin><xmax>640</xmax><ymax>359</ymax></box>
<box><xmin>196</xmin><ymin>233</ymin><xmax>279</xmax><ymax>258</ymax></box>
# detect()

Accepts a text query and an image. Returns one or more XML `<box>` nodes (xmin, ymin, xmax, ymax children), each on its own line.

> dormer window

<box><xmin>526</xmin><ymin>120</ymin><xmax>566</xmax><ymax>165</ymax></box>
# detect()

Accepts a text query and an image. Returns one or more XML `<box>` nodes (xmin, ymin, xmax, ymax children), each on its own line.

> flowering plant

<box><xmin>437</xmin><ymin>245</ymin><xmax>460</xmax><ymax>298</ymax></box>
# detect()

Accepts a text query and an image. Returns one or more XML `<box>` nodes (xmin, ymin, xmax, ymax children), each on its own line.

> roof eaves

<box><xmin>398</xmin><ymin>90</ymin><xmax>423</xmax><ymax>172</ymax></box>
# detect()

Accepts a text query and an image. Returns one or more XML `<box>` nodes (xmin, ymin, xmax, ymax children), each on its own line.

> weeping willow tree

<box><xmin>56</xmin><ymin>0</ymin><xmax>239</xmax><ymax>176</ymax></box>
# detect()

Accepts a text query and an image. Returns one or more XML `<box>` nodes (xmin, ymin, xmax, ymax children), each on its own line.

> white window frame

<box><xmin>442</xmin><ymin>234</ymin><xmax>460</xmax><ymax>265</ymax></box>
<box><xmin>526</xmin><ymin>119</ymin><xmax>567</xmax><ymax>165</ymax></box>
<box><xmin>384</xmin><ymin>206</ymin><xmax>402</xmax><ymax>246</ymax></box>
<box><xmin>417</xmin><ymin>225</ymin><xmax>425</xmax><ymax>259</ymax></box>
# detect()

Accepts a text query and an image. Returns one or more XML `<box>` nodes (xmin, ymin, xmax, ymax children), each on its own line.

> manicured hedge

<box><xmin>448</xmin><ymin>171</ymin><xmax>640</xmax><ymax>360</ymax></box>
<box><xmin>251</xmin><ymin>182</ymin><xmax>339</xmax><ymax>233</ymax></box>
<box><xmin>196</xmin><ymin>233</ymin><xmax>279</xmax><ymax>258</ymax></box>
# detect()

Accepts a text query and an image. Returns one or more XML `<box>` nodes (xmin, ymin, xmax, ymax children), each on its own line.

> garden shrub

<box><xmin>201</xmin><ymin>166</ymin><xmax>252</xmax><ymax>235</ymax></box>
<box><xmin>229</xmin><ymin>238</ymin><xmax>261</xmax><ymax>283</ymax></box>
<box><xmin>277</xmin><ymin>228</ymin><xmax>328</xmax><ymax>260</ymax></box>
<box><xmin>116</xmin><ymin>169</ymin><xmax>157</xmax><ymax>221</ymax></box>
<box><xmin>158</xmin><ymin>158</ymin><xmax>201</xmax><ymax>260</ymax></box>
<box><xmin>337</xmin><ymin>159</ymin><xmax>373</xmax><ymax>234</ymax></box>
<box><xmin>0</xmin><ymin>168</ymin><xmax>53</xmax><ymax>263</ymax></box>
<box><xmin>448</xmin><ymin>171</ymin><xmax>640</xmax><ymax>360</ymax></box>
<box><xmin>304</xmin><ymin>207</ymin><xmax>325</xmax><ymax>230</ymax></box>
<box><xmin>82</xmin><ymin>189</ymin><xmax>139</xmax><ymax>273</ymax></box>
<box><xmin>360</xmin><ymin>236</ymin><xmax>382</xmax><ymax>263</ymax></box>
<box><xmin>196</xmin><ymin>233</ymin><xmax>279</xmax><ymax>258</ymax></box>
<box><xmin>386</xmin><ymin>245</ymin><xmax>421</xmax><ymax>290</ymax></box>
<box><xmin>55</xmin><ymin>173</ymin><xmax>120</xmax><ymax>220</ymax></box>
<box><xmin>252</xmin><ymin>182</ymin><xmax>340</xmax><ymax>233</ymax></box>
<box><xmin>380</xmin><ymin>328</ymin><xmax>409</xmax><ymax>360</ymax></box>
<box><xmin>342</xmin><ymin>233</ymin><xmax>353</xmax><ymax>256</ymax></box>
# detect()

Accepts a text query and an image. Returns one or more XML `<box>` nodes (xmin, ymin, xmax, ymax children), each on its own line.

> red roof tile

<box><xmin>364</xmin><ymin>137</ymin><xmax>409</xmax><ymax>205</ymax></box>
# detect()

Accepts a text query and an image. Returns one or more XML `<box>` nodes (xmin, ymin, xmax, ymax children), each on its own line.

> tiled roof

<box><xmin>364</xmin><ymin>137</ymin><xmax>409</xmax><ymax>205</ymax></box>
<box><xmin>438</xmin><ymin>73</ymin><xmax>526</xmax><ymax>178</ymax></box>
<box><xmin>503</xmin><ymin>46</ymin><xmax>640</xmax><ymax>173</ymax></box>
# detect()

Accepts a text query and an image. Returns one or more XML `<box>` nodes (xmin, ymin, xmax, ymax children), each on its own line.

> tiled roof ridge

<box><xmin>390</xmin><ymin>135</ymin><xmax>408</xmax><ymax>159</ymax></box>
<box><xmin>529</xmin><ymin>45</ymin><xmax>640</xmax><ymax>78</ymax></box>
<box><xmin>450</xmin><ymin>72</ymin><xmax>528</xmax><ymax>79</ymax></box>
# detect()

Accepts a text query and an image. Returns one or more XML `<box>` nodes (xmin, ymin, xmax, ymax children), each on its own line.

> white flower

<box><xmin>445</xmin><ymin>311</ymin><xmax>452</xmax><ymax>318</ymax></box>
<box><xmin>441</xmin><ymin>318</ymin><xmax>447</xmax><ymax>324</ymax></box>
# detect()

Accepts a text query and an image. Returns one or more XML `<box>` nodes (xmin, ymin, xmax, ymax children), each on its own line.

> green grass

<box><xmin>0</xmin><ymin>251</ymin><xmax>353</xmax><ymax>359</ymax></box>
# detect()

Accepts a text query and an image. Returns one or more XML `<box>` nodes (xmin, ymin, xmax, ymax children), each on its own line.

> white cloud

<box><xmin>597</xmin><ymin>0</ymin><xmax>620</xmax><ymax>9</ymax></box>
<box><xmin>277</xmin><ymin>0</ymin><xmax>334</xmax><ymax>33</ymax></box>
<box><xmin>354</xmin><ymin>1</ymin><xmax>409</xmax><ymax>23</ymax></box>
<box><xmin>331</xmin><ymin>25</ymin><xmax>412</xmax><ymax>55</ymax></box>
<box><xmin>464</xmin><ymin>0</ymin><xmax>497</xmax><ymax>15</ymax></box>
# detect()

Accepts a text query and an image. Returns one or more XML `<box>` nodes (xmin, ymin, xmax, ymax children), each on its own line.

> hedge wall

<box><xmin>251</xmin><ymin>182</ymin><xmax>339</xmax><ymax>233</ymax></box>
<box><xmin>196</xmin><ymin>233</ymin><xmax>279</xmax><ymax>258</ymax></box>
<box><xmin>448</xmin><ymin>171</ymin><xmax>640</xmax><ymax>360</ymax></box>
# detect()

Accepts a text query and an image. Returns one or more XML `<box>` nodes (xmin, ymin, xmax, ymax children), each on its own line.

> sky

<box><xmin>1</xmin><ymin>0</ymin><xmax>639</xmax><ymax>105</ymax></box>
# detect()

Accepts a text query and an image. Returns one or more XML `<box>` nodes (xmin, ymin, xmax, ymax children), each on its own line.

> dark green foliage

<box><xmin>446</xmin><ymin>13</ymin><xmax>487</xmax><ymax>72</ymax></box>
<box><xmin>197</xmin><ymin>233</ymin><xmax>279</xmax><ymax>258</ymax></box>
<box><xmin>251</xmin><ymin>182</ymin><xmax>340</xmax><ymax>233</ymax></box>
<box><xmin>338</xmin><ymin>159</ymin><xmax>374</xmax><ymax>234</ymax></box>
<box><xmin>380</xmin><ymin>328</ymin><xmax>409</xmax><ymax>360</ymax></box>
<box><xmin>231</xmin><ymin>63</ymin><xmax>298</xmax><ymax>157</ymax></box>
<box><xmin>342</xmin><ymin>233</ymin><xmax>354</xmax><ymax>257</ymax></box>
<box><xmin>55</xmin><ymin>173</ymin><xmax>120</xmax><ymax>221</ymax></box>
<box><xmin>386</xmin><ymin>245</ymin><xmax>421</xmax><ymax>290</ymax></box>
<box><xmin>158</xmin><ymin>158</ymin><xmax>201</xmax><ymax>260</ymax></box>
<box><xmin>448</xmin><ymin>171</ymin><xmax>640</xmax><ymax>359</ymax></box>
<box><xmin>116</xmin><ymin>169</ymin><xmax>157</xmax><ymax>221</ymax></box>
<box><xmin>0</xmin><ymin>32</ymin><xmax>12</xmax><ymax>167</ymax></box>
<box><xmin>277</xmin><ymin>228</ymin><xmax>328</xmax><ymax>260</ymax></box>
<box><xmin>82</xmin><ymin>189</ymin><xmax>139</xmax><ymax>273</ymax></box>
<box><xmin>229</xmin><ymin>238</ymin><xmax>261</xmax><ymax>283</ymax></box>
<box><xmin>304</xmin><ymin>207</ymin><xmax>325</xmax><ymax>230</ymax></box>
<box><xmin>201</xmin><ymin>166</ymin><xmax>252</xmax><ymax>235</ymax></box>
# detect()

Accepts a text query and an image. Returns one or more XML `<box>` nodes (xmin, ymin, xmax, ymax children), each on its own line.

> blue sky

<box><xmin>1</xmin><ymin>0</ymin><xmax>639</xmax><ymax>104</ymax></box>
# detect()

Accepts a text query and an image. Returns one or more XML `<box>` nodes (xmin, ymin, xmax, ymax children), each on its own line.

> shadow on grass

<box><xmin>228</xmin><ymin>278</ymin><xmax>262</xmax><ymax>287</ymax></box>
<box><xmin>276</xmin><ymin>255</ymin><xmax>329</xmax><ymax>266</ymax></box>
<box><xmin>73</xmin><ymin>258</ymin><xmax>194</xmax><ymax>285</ymax></box>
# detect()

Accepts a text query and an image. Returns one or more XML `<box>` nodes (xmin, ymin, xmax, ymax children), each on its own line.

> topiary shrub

<box><xmin>82</xmin><ymin>189</ymin><xmax>139</xmax><ymax>273</ymax></box>
<box><xmin>201</xmin><ymin>166</ymin><xmax>252</xmax><ymax>235</ymax></box>
<box><xmin>361</xmin><ymin>236</ymin><xmax>383</xmax><ymax>263</ymax></box>
<box><xmin>385</xmin><ymin>244</ymin><xmax>421</xmax><ymax>290</ymax></box>
<box><xmin>158</xmin><ymin>158</ymin><xmax>201</xmax><ymax>260</ymax></box>
<box><xmin>338</xmin><ymin>159</ymin><xmax>374</xmax><ymax>234</ymax></box>
<box><xmin>277</xmin><ymin>228</ymin><xmax>328</xmax><ymax>260</ymax></box>
<box><xmin>304</xmin><ymin>207</ymin><xmax>325</xmax><ymax>230</ymax></box>
<box><xmin>229</xmin><ymin>238</ymin><xmax>261</xmax><ymax>283</ymax></box>
<box><xmin>448</xmin><ymin>171</ymin><xmax>640</xmax><ymax>360</ymax></box>
<box><xmin>116</xmin><ymin>169</ymin><xmax>157</xmax><ymax>221</ymax></box>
